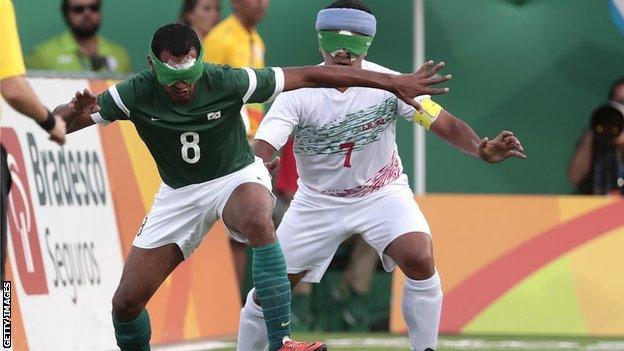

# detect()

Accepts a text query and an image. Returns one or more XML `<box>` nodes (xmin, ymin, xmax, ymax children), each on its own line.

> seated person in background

<box><xmin>26</xmin><ymin>0</ymin><xmax>130</xmax><ymax>73</ymax></box>
<box><xmin>179</xmin><ymin>0</ymin><xmax>221</xmax><ymax>42</ymax></box>
<box><xmin>568</xmin><ymin>78</ymin><xmax>624</xmax><ymax>194</ymax></box>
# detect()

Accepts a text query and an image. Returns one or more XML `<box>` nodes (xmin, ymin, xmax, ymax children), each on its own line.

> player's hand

<box><xmin>478</xmin><ymin>131</ymin><xmax>526</xmax><ymax>163</ymax></box>
<box><xmin>48</xmin><ymin>115</ymin><xmax>67</xmax><ymax>145</ymax></box>
<box><xmin>70</xmin><ymin>88</ymin><xmax>100</xmax><ymax>115</ymax></box>
<box><xmin>264</xmin><ymin>157</ymin><xmax>280</xmax><ymax>174</ymax></box>
<box><xmin>392</xmin><ymin>60</ymin><xmax>451</xmax><ymax>112</ymax></box>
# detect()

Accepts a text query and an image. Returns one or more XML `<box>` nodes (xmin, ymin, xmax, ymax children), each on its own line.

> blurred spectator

<box><xmin>568</xmin><ymin>78</ymin><xmax>624</xmax><ymax>194</ymax></box>
<box><xmin>26</xmin><ymin>0</ymin><xmax>130</xmax><ymax>73</ymax></box>
<box><xmin>203</xmin><ymin>0</ymin><xmax>268</xmax><ymax>138</ymax></box>
<box><xmin>179</xmin><ymin>0</ymin><xmax>221</xmax><ymax>42</ymax></box>
<box><xmin>203</xmin><ymin>0</ymin><xmax>269</xmax><ymax>290</ymax></box>
<box><xmin>1</xmin><ymin>0</ymin><xmax>67</xmax><ymax>281</ymax></box>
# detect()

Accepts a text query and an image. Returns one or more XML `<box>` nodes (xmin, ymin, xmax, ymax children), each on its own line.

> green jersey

<box><xmin>93</xmin><ymin>63</ymin><xmax>284</xmax><ymax>188</ymax></box>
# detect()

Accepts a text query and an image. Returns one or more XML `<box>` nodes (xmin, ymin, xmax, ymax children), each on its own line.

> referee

<box><xmin>0</xmin><ymin>0</ymin><xmax>67</xmax><ymax>281</ymax></box>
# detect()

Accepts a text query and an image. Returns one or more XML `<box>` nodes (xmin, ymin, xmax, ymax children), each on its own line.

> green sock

<box><xmin>113</xmin><ymin>309</ymin><xmax>151</xmax><ymax>351</ymax></box>
<box><xmin>252</xmin><ymin>242</ymin><xmax>291</xmax><ymax>351</ymax></box>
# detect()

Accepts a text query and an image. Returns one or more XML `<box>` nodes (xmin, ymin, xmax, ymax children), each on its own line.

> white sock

<box><xmin>402</xmin><ymin>270</ymin><xmax>443</xmax><ymax>351</ymax></box>
<box><xmin>236</xmin><ymin>288</ymin><xmax>269</xmax><ymax>351</ymax></box>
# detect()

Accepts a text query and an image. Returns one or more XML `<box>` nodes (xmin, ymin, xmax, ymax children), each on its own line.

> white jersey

<box><xmin>255</xmin><ymin>60</ymin><xmax>425</xmax><ymax>197</ymax></box>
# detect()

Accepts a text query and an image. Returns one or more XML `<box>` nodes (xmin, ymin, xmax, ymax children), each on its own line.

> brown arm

<box><xmin>52</xmin><ymin>103</ymin><xmax>95</xmax><ymax>134</ymax></box>
<box><xmin>430</xmin><ymin>110</ymin><xmax>482</xmax><ymax>159</ymax></box>
<box><xmin>281</xmin><ymin>61</ymin><xmax>451</xmax><ymax>110</ymax></box>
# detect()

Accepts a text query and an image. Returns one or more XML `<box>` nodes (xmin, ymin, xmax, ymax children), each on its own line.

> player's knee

<box><xmin>242</xmin><ymin>212</ymin><xmax>276</xmax><ymax>246</ymax></box>
<box><xmin>112</xmin><ymin>290</ymin><xmax>147</xmax><ymax>321</ymax></box>
<box><xmin>401</xmin><ymin>250</ymin><xmax>435</xmax><ymax>280</ymax></box>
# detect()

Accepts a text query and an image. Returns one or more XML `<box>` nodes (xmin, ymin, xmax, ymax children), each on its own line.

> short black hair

<box><xmin>325</xmin><ymin>0</ymin><xmax>372</xmax><ymax>14</ymax></box>
<box><xmin>61</xmin><ymin>0</ymin><xmax>101</xmax><ymax>19</ymax></box>
<box><xmin>608</xmin><ymin>78</ymin><xmax>624</xmax><ymax>101</ymax></box>
<box><xmin>151</xmin><ymin>23</ymin><xmax>201</xmax><ymax>58</ymax></box>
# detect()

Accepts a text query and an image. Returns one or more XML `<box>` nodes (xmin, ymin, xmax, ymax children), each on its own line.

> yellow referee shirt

<box><xmin>203</xmin><ymin>14</ymin><xmax>265</xmax><ymax>68</ymax></box>
<box><xmin>203</xmin><ymin>14</ymin><xmax>266</xmax><ymax>137</ymax></box>
<box><xmin>0</xmin><ymin>0</ymin><xmax>26</xmax><ymax>80</ymax></box>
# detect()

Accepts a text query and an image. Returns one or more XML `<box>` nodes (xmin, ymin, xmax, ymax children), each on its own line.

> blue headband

<box><xmin>315</xmin><ymin>8</ymin><xmax>377</xmax><ymax>37</ymax></box>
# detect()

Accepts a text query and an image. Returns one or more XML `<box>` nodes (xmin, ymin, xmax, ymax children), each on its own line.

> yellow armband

<box><xmin>412</xmin><ymin>98</ymin><xmax>443</xmax><ymax>130</ymax></box>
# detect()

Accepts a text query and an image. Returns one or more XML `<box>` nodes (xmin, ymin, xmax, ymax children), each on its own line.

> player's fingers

<box><xmin>500</xmin><ymin>131</ymin><xmax>514</xmax><ymax>138</ymax></box>
<box><xmin>400</xmin><ymin>94</ymin><xmax>423</xmax><ymax>113</ymax></box>
<box><xmin>90</xmin><ymin>105</ymin><xmax>101</xmax><ymax>113</ymax></box>
<box><xmin>429</xmin><ymin>61</ymin><xmax>446</xmax><ymax>76</ymax></box>
<box><xmin>479</xmin><ymin>137</ymin><xmax>489</xmax><ymax>149</ymax></box>
<box><xmin>507</xmin><ymin>150</ymin><xmax>526</xmax><ymax>159</ymax></box>
<box><xmin>426</xmin><ymin>74</ymin><xmax>452</xmax><ymax>85</ymax></box>
<box><xmin>505</xmin><ymin>136</ymin><xmax>520</xmax><ymax>144</ymax></box>
<box><xmin>423</xmin><ymin>87</ymin><xmax>450</xmax><ymax>96</ymax></box>
<box><xmin>265</xmin><ymin>156</ymin><xmax>280</xmax><ymax>172</ymax></box>
<box><xmin>415</xmin><ymin>60</ymin><xmax>434</xmax><ymax>75</ymax></box>
<box><xmin>505</xmin><ymin>138</ymin><xmax>523</xmax><ymax>151</ymax></box>
<box><xmin>508</xmin><ymin>140</ymin><xmax>523</xmax><ymax>150</ymax></box>
<box><xmin>505</xmin><ymin>136</ymin><xmax>522</xmax><ymax>145</ymax></box>
<box><xmin>49</xmin><ymin>135</ymin><xmax>66</xmax><ymax>146</ymax></box>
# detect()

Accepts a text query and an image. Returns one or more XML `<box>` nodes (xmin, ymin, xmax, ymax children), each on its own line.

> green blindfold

<box><xmin>317</xmin><ymin>30</ymin><xmax>373</xmax><ymax>57</ymax></box>
<box><xmin>148</xmin><ymin>46</ymin><xmax>205</xmax><ymax>86</ymax></box>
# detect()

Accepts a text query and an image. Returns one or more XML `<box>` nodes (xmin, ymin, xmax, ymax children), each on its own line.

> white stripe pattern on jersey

<box><xmin>90</xmin><ymin>111</ymin><xmax>111</xmax><ymax>126</ymax></box>
<box><xmin>267</xmin><ymin>67</ymin><xmax>285</xmax><ymax>103</ymax></box>
<box><xmin>242</xmin><ymin>67</ymin><xmax>257</xmax><ymax>104</ymax></box>
<box><xmin>109</xmin><ymin>84</ymin><xmax>130</xmax><ymax>117</ymax></box>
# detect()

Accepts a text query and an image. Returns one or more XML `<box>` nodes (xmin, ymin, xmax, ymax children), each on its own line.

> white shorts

<box><xmin>278</xmin><ymin>174</ymin><xmax>431</xmax><ymax>283</ymax></box>
<box><xmin>133</xmin><ymin>157</ymin><xmax>273</xmax><ymax>259</ymax></box>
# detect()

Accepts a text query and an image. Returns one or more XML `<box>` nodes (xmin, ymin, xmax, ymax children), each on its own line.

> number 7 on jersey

<box><xmin>339</xmin><ymin>142</ymin><xmax>355</xmax><ymax>168</ymax></box>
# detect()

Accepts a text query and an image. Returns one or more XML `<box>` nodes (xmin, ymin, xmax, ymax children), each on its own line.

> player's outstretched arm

<box><xmin>53</xmin><ymin>89</ymin><xmax>100</xmax><ymax>133</ymax></box>
<box><xmin>431</xmin><ymin>110</ymin><xmax>526</xmax><ymax>163</ymax></box>
<box><xmin>1</xmin><ymin>75</ymin><xmax>67</xmax><ymax>145</ymax></box>
<box><xmin>253</xmin><ymin>139</ymin><xmax>280</xmax><ymax>173</ymax></box>
<box><xmin>281</xmin><ymin>60</ymin><xmax>451</xmax><ymax>111</ymax></box>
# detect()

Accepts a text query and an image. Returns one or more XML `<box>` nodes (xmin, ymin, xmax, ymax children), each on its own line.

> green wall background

<box><xmin>14</xmin><ymin>0</ymin><xmax>416</xmax><ymax>188</ymax></box>
<box><xmin>425</xmin><ymin>0</ymin><xmax>624</xmax><ymax>194</ymax></box>
<box><xmin>14</xmin><ymin>0</ymin><xmax>624</xmax><ymax>194</ymax></box>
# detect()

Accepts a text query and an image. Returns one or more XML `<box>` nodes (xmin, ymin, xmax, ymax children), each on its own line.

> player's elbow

<box><xmin>0</xmin><ymin>76</ymin><xmax>27</xmax><ymax>107</ymax></box>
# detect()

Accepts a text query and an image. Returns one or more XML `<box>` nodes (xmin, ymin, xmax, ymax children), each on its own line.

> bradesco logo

<box><xmin>1</xmin><ymin>128</ymin><xmax>48</xmax><ymax>295</ymax></box>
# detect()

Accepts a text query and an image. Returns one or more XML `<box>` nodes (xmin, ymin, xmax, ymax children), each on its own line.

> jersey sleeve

<box><xmin>234</xmin><ymin>67</ymin><xmax>285</xmax><ymax>104</ymax></box>
<box><xmin>0</xmin><ymin>0</ymin><xmax>26</xmax><ymax>79</ymax></box>
<box><xmin>254</xmin><ymin>91</ymin><xmax>301</xmax><ymax>150</ymax></box>
<box><xmin>90</xmin><ymin>77</ymin><xmax>139</xmax><ymax>125</ymax></box>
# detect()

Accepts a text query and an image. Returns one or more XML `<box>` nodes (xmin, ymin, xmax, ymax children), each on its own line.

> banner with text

<box><xmin>1</xmin><ymin>77</ymin><xmax>240</xmax><ymax>350</ymax></box>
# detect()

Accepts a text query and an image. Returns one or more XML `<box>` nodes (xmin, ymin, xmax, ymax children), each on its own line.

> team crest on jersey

<box><xmin>207</xmin><ymin>111</ymin><xmax>221</xmax><ymax>120</ymax></box>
